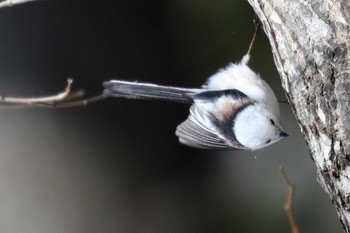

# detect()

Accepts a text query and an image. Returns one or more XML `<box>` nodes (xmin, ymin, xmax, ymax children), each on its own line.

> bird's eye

<box><xmin>269</xmin><ymin>119</ymin><xmax>275</xmax><ymax>125</ymax></box>
<box><xmin>266</xmin><ymin>139</ymin><xmax>271</xmax><ymax>144</ymax></box>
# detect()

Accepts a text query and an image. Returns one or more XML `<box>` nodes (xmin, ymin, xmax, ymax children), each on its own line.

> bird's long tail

<box><xmin>103</xmin><ymin>80</ymin><xmax>200</xmax><ymax>104</ymax></box>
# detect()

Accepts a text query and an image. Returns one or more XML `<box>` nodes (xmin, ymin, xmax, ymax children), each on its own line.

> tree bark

<box><xmin>247</xmin><ymin>0</ymin><xmax>350</xmax><ymax>231</ymax></box>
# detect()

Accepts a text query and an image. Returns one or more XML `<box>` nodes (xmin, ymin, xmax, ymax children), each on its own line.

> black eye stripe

<box><xmin>266</xmin><ymin>139</ymin><xmax>271</xmax><ymax>144</ymax></box>
<box><xmin>269</xmin><ymin>119</ymin><xmax>275</xmax><ymax>125</ymax></box>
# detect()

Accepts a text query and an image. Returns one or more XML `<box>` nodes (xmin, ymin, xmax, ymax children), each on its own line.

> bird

<box><xmin>103</xmin><ymin>24</ymin><xmax>288</xmax><ymax>151</ymax></box>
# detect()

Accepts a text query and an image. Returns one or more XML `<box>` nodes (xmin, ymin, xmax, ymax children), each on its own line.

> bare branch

<box><xmin>37</xmin><ymin>94</ymin><xmax>107</xmax><ymax>108</ymax></box>
<box><xmin>0</xmin><ymin>79</ymin><xmax>107</xmax><ymax>108</ymax></box>
<box><xmin>2</xmin><ymin>79</ymin><xmax>73</xmax><ymax>104</ymax></box>
<box><xmin>280</xmin><ymin>165</ymin><xmax>299</xmax><ymax>233</ymax></box>
<box><xmin>0</xmin><ymin>0</ymin><xmax>40</xmax><ymax>8</ymax></box>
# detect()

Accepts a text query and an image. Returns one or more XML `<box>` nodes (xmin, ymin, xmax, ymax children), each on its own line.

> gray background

<box><xmin>0</xmin><ymin>0</ymin><xmax>343</xmax><ymax>232</ymax></box>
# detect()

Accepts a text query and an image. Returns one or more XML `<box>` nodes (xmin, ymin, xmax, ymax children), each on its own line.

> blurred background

<box><xmin>0</xmin><ymin>0</ymin><xmax>343</xmax><ymax>232</ymax></box>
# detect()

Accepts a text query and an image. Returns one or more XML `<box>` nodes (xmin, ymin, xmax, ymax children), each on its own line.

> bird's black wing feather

<box><xmin>186</xmin><ymin>89</ymin><xmax>248</xmax><ymax>101</ymax></box>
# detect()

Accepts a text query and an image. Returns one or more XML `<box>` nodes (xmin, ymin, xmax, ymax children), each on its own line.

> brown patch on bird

<box><xmin>216</xmin><ymin>98</ymin><xmax>252</xmax><ymax>121</ymax></box>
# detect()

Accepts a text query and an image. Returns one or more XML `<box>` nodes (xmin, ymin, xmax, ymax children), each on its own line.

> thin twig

<box><xmin>37</xmin><ymin>94</ymin><xmax>107</xmax><ymax>108</ymax></box>
<box><xmin>0</xmin><ymin>0</ymin><xmax>39</xmax><ymax>8</ymax></box>
<box><xmin>280</xmin><ymin>165</ymin><xmax>299</xmax><ymax>233</ymax></box>
<box><xmin>0</xmin><ymin>79</ymin><xmax>107</xmax><ymax>108</ymax></box>
<box><xmin>1</xmin><ymin>79</ymin><xmax>73</xmax><ymax>104</ymax></box>
<box><xmin>246</xmin><ymin>18</ymin><xmax>261</xmax><ymax>57</ymax></box>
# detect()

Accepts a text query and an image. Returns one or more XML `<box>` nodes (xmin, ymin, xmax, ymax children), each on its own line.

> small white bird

<box><xmin>103</xmin><ymin>25</ymin><xmax>288</xmax><ymax>151</ymax></box>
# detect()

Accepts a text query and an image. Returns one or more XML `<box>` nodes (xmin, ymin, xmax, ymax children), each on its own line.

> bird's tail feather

<box><xmin>103</xmin><ymin>80</ymin><xmax>200</xmax><ymax>104</ymax></box>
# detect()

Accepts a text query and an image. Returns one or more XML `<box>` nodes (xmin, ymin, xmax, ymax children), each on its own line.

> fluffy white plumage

<box><xmin>175</xmin><ymin>54</ymin><xmax>286</xmax><ymax>150</ymax></box>
<box><xmin>204</xmin><ymin>54</ymin><xmax>280</xmax><ymax>118</ymax></box>
<box><xmin>103</xmin><ymin>54</ymin><xmax>288</xmax><ymax>151</ymax></box>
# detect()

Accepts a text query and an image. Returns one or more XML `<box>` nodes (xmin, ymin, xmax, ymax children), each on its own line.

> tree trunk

<box><xmin>247</xmin><ymin>0</ymin><xmax>350</xmax><ymax>231</ymax></box>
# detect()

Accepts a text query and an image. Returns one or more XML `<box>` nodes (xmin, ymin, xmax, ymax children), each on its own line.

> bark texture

<box><xmin>247</xmin><ymin>0</ymin><xmax>350</xmax><ymax>231</ymax></box>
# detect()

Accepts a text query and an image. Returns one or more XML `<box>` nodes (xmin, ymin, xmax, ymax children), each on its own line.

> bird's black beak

<box><xmin>280</xmin><ymin>131</ymin><xmax>289</xmax><ymax>137</ymax></box>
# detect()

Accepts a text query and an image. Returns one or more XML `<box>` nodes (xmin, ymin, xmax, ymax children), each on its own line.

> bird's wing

<box><xmin>176</xmin><ymin>89</ymin><xmax>251</xmax><ymax>150</ymax></box>
<box><xmin>176</xmin><ymin>105</ymin><xmax>230</xmax><ymax>149</ymax></box>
